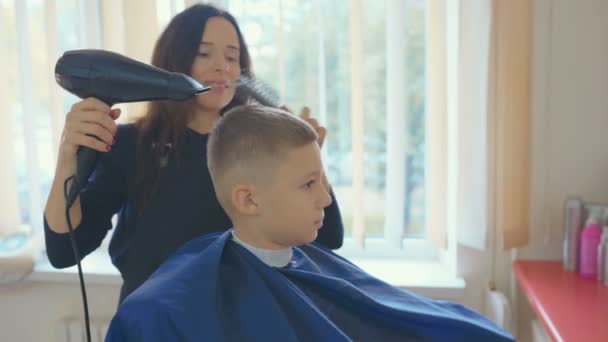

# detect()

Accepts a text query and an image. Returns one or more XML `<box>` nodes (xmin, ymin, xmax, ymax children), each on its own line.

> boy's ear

<box><xmin>231</xmin><ymin>183</ymin><xmax>259</xmax><ymax>216</ymax></box>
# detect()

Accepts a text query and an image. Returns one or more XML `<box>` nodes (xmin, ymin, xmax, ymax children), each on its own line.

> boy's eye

<box><xmin>226</xmin><ymin>56</ymin><xmax>238</xmax><ymax>62</ymax></box>
<box><xmin>197</xmin><ymin>52</ymin><xmax>209</xmax><ymax>58</ymax></box>
<box><xmin>304</xmin><ymin>180</ymin><xmax>315</xmax><ymax>189</ymax></box>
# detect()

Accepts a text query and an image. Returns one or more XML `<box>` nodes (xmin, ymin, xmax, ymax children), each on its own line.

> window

<box><xmin>156</xmin><ymin>0</ymin><xmax>186</xmax><ymax>30</ymax></box>
<box><xmin>0</xmin><ymin>0</ymin><xmax>89</xmax><ymax>235</ymax></box>
<box><xmin>228</xmin><ymin>0</ymin><xmax>429</xmax><ymax>255</ymax></box>
<box><xmin>1</xmin><ymin>0</ymin><xmax>432</xmax><ymax>259</ymax></box>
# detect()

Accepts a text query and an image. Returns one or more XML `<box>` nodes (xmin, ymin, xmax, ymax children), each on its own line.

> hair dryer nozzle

<box><xmin>168</xmin><ymin>73</ymin><xmax>211</xmax><ymax>100</ymax></box>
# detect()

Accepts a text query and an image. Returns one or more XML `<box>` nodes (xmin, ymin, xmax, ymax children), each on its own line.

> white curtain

<box><xmin>427</xmin><ymin>0</ymin><xmax>531</xmax><ymax>251</ymax></box>
<box><xmin>455</xmin><ymin>0</ymin><xmax>493</xmax><ymax>250</ymax></box>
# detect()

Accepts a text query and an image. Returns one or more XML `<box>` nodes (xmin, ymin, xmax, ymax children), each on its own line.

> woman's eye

<box><xmin>304</xmin><ymin>180</ymin><xmax>315</xmax><ymax>189</ymax></box>
<box><xmin>197</xmin><ymin>52</ymin><xmax>209</xmax><ymax>58</ymax></box>
<box><xmin>226</xmin><ymin>56</ymin><xmax>238</xmax><ymax>62</ymax></box>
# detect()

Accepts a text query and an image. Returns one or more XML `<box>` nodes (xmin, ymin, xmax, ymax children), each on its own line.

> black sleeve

<box><xmin>44</xmin><ymin>126</ymin><xmax>129</xmax><ymax>268</ymax></box>
<box><xmin>314</xmin><ymin>189</ymin><xmax>344</xmax><ymax>249</ymax></box>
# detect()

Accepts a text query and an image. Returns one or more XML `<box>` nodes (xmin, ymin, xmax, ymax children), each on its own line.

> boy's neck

<box><xmin>232</xmin><ymin>225</ymin><xmax>290</xmax><ymax>250</ymax></box>
<box><xmin>231</xmin><ymin>229</ymin><xmax>292</xmax><ymax>268</ymax></box>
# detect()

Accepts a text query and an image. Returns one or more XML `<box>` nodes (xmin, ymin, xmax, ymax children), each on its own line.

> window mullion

<box><xmin>350</xmin><ymin>0</ymin><xmax>365</xmax><ymax>247</ymax></box>
<box><xmin>15</xmin><ymin>0</ymin><xmax>42</xmax><ymax>232</ymax></box>
<box><xmin>78</xmin><ymin>0</ymin><xmax>102</xmax><ymax>48</ymax></box>
<box><xmin>384</xmin><ymin>0</ymin><xmax>408</xmax><ymax>248</ymax></box>
<box><xmin>44</xmin><ymin>0</ymin><xmax>64</xmax><ymax>166</ymax></box>
<box><xmin>277</xmin><ymin>0</ymin><xmax>285</xmax><ymax>104</ymax></box>
<box><xmin>0</xmin><ymin>3</ymin><xmax>22</xmax><ymax>234</ymax></box>
<box><xmin>316</xmin><ymin>0</ymin><xmax>329</xmax><ymax>165</ymax></box>
<box><xmin>426</xmin><ymin>0</ymin><xmax>448</xmax><ymax>249</ymax></box>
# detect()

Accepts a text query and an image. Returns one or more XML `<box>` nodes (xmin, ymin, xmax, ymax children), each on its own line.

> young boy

<box><xmin>106</xmin><ymin>105</ymin><xmax>514</xmax><ymax>342</ymax></box>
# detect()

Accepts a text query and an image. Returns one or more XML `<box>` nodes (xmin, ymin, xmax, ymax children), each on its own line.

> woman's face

<box><xmin>190</xmin><ymin>17</ymin><xmax>241</xmax><ymax>113</ymax></box>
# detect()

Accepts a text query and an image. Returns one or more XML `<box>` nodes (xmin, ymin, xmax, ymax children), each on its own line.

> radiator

<box><xmin>57</xmin><ymin>317</ymin><xmax>111</xmax><ymax>342</ymax></box>
<box><xmin>484</xmin><ymin>288</ymin><xmax>512</xmax><ymax>331</ymax></box>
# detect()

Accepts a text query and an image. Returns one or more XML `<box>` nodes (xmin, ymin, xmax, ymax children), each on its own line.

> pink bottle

<box><xmin>580</xmin><ymin>215</ymin><xmax>602</xmax><ymax>278</ymax></box>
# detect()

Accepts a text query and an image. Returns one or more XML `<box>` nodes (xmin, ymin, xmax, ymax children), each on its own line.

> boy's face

<box><xmin>256</xmin><ymin>142</ymin><xmax>333</xmax><ymax>248</ymax></box>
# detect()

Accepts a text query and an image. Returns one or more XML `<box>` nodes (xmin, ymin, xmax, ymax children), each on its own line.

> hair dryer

<box><xmin>54</xmin><ymin>49</ymin><xmax>211</xmax><ymax>206</ymax></box>
<box><xmin>54</xmin><ymin>49</ymin><xmax>211</xmax><ymax>342</ymax></box>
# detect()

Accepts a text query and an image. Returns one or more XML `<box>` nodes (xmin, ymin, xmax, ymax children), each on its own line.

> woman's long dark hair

<box><xmin>134</xmin><ymin>4</ymin><xmax>252</xmax><ymax>210</ymax></box>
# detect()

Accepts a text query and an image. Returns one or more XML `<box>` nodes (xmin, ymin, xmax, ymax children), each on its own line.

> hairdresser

<box><xmin>43</xmin><ymin>4</ymin><xmax>344</xmax><ymax>303</ymax></box>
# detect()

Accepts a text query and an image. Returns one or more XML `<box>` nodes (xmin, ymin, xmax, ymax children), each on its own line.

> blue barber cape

<box><xmin>106</xmin><ymin>231</ymin><xmax>514</xmax><ymax>342</ymax></box>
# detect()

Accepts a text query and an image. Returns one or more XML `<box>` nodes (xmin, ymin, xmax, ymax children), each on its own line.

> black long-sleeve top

<box><xmin>44</xmin><ymin>124</ymin><xmax>344</xmax><ymax>301</ymax></box>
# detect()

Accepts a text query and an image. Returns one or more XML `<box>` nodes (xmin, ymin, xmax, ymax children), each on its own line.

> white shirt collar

<box><xmin>230</xmin><ymin>230</ymin><xmax>292</xmax><ymax>268</ymax></box>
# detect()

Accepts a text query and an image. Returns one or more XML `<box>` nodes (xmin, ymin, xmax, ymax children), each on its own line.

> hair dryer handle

<box><xmin>67</xmin><ymin>100</ymin><xmax>114</xmax><ymax>207</ymax></box>
<box><xmin>73</xmin><ymin>147</ymin><xmax>99</xmax><ymax>192</ymax></box>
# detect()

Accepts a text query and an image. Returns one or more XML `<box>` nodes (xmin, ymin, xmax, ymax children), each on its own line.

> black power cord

<box><xmin>63</xmin><ymin>175</ymin><xmax>92</xmax><ymax>342</ymax></box>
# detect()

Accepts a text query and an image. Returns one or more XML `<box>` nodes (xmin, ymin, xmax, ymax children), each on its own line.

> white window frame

<box><xmin>335</xmin><ymin>0</ymin><xmax>438</xmax><ymax>261</ymax></box>
<box><xmin>337</xmin><ymin>237</ymin><xmax>440</xmax><ymax>260</ymax></box>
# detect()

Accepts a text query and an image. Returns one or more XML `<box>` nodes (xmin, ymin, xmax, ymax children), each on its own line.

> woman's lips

<box><xmin>204</xmin><ymin>80</ymin><xmax>229</xmax><ymax>88</ymax></box>
<box><xmin>205</xmin><ymin>82</ymin><xmax>230</xmax><ymax>95</ymax></box>
<box><xmin>202</xmin><ymin>80</ymin><xmax>230</xmax><ymax>94</ymax></box>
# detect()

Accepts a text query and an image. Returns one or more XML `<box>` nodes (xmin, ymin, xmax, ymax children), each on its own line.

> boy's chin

<box><xmin>294</xmin><ymin>231</ymin><xmax>318</xmax><ymax>246</ymax></box>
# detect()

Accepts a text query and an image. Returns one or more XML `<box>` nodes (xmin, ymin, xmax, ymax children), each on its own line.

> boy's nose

<box><xmin>319</xmin><ymin>188</ymin><xmax>333</xmax><ymax>208</ymax></box>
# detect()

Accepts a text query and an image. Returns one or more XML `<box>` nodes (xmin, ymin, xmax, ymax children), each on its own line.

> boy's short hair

<box><xmin>207</xmin><ymin>105</ymin><xmax>318</xmax><ymax>213</ymax></box>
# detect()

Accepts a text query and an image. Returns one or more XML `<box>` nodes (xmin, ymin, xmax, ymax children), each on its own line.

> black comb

<box><xmin>234</xmin><ymin>76</ymin><xmax>281</xmax><ymax>108</ymax></box>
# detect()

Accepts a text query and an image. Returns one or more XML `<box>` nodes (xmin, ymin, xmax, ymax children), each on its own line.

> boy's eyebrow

<box><xmin>301</xmin><ymin>170</ymin><xmax>321</xmax><ymax>179</ymax></box>
<box><xmin>200</xmin><ymin>42</ymin><xmax>240</xmax><ymax>51</ymax></box>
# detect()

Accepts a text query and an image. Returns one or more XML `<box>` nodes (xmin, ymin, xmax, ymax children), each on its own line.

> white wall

<box><xmin>507</xmin><ymin>0</ymin><xmax>608</xmax><ymax>340</ymax></box>
<box><xmin>526</xmin><ymin>0</ymin><xmax>608</xmax><ymax>258</ymax></box>
<box><xmin>0</xmin><ymin>280</ymin><xmax>120</xmax><ymax>342</ymax></box>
